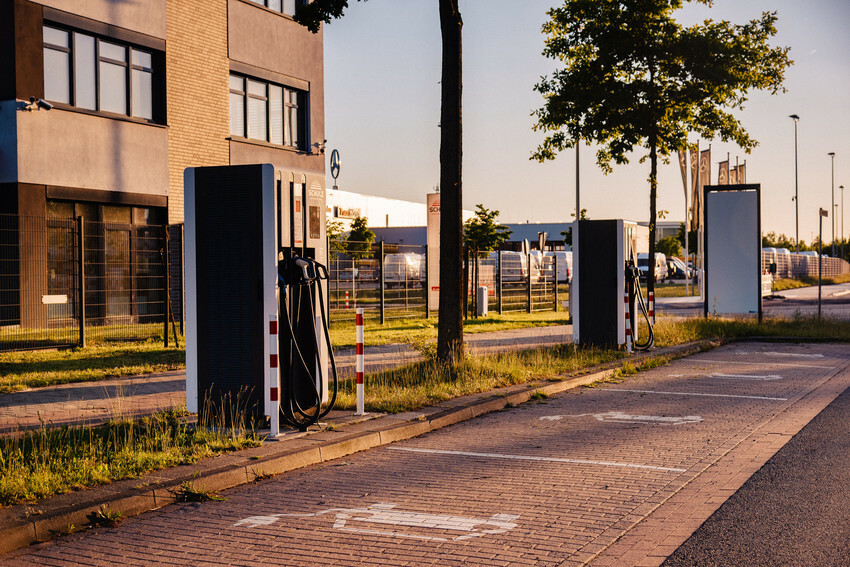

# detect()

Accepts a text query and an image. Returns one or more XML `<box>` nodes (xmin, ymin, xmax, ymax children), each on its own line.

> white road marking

<box><xmin>832</xmin><ymin>289</ymin><xmax>850</xmax><ymax>297</ymax></box>
<box><xmin>389</xmin><ymin>447</ymin><xmax>686</xmax><ymax>473</ymax></box>
<box><xmin>734</xmin><ymin>351</ymin><xmax>825</xmax><ymax>358</ymax></box>
<box><xmin>693</xmin><ymin>359</ymin><xmax>835</xmax><ymax>369</ymax></box>
<box><xmin>709</xmin><ymin>372</ymin><xmax>782</xmax><ymax>381</ymax></box>
<box><xmin>541</xmin><ymin>411</ymin><xmax>702</xmax><ymax>426</ymax></box>
<box><xmin>233</xmin><ymin>503</ymin><xmax>518</xmax><ymax>541</ymax></box>
<box><xmin>606</xmin><ymin>389</ymin><xmax>788</xmax><ymax>401</ymax></box>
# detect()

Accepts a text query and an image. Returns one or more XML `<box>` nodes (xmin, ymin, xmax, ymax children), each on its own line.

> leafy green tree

<box><xmin>463</xmin><ymin>204</ymin><xmax>512</xmax><ymax>257</ymax></box>
<box><xmin>532</xmin><ymin>0</ymin><xmax>792</xmax><ymax>301</ymax></box>
<box><xmin>346</xmin><ymin>216</ymin><xmax>375</xmax><ymax>260</ymax></box>
<box><xmin>463</xmin><ymin>205</ymin><xmax>512</xmax><ymax>318</ymax></box>
<box><xmin>656</xmin><ymin>235</ymin><xmax>682</xmax><ymax>258</ymax></box>
<box><xmin>295</xmin><ymin>0</ymin><xmax>465</xmax><ymax>365</ymax></box>
<box><xmin>327</xmin><ymin>218</ymin><xmax>347</xmax><ymax>263</ymax></box>
<box><xmin>677</xmin><ymin>222</ymin><xmax>697</xmax><ymax>254</ymax></box>
<box><xmin>762</xmin><ymin>231</ymin><xmax>796</xmax><ymax>250</ymax></box>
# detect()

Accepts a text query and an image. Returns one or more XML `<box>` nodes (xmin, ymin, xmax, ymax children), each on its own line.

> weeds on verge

<box><xmin>0</xmin><ymin>404</ymin><xmax>260</xmax><ymax>507</ymax></box>
<box><xmin>88</xmin><ymin>505</ymin><xmax>124</xmax><ymax>528</ymax></box>
<box><xmin>173</xmin><ymin>480</ymin><xmax>225</xmax><ymax>503</ymax></box>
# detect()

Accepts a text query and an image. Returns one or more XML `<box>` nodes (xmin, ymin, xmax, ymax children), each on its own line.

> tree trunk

<box><xmin>437</xmin><ymin>0</ymin><xmax>463</xmax><ymax>364</ymax></box>
<box><xmin>649</xmin><ymin>136</ymin><xmax>658</xmax><ymax>303</ymax></box>
<box><xmin>647</xmin><ymin>62</ymin><xmax>657</xmax><ymax>317</ymax></box>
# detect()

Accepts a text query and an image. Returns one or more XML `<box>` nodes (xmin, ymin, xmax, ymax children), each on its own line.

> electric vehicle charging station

<box><xmin>185</xmin><ymin>163</ymin><xmax>337</xmax><ymax>432</ymax></box>
<box><xmin>571</xmin><ymin>219</ymin><xmax>652</xmax><ymax>349</ymax></box>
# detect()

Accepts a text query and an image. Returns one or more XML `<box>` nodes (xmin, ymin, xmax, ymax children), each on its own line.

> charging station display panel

<box><xmin>704</xmin><ymin>185</ymin><xmax>761</xmax><ymax>319</ymax></box>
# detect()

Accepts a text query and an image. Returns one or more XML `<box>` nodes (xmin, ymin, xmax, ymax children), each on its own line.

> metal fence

<box><xmin>0</xmin><ymin>214</ymin><xmax>182</xmax><ymax>352</ymax></box>
<box><xmin>761</xmin><ymin>249</ymin><xmax>850</xmax><ymax>279</ymax></box>
<box><xmin>328</xmin><ymin>241</ymin><xmax>429</xmax><ymax>324</ymax></box>
<box><xmin>328</xmin><ymin>242</ymin><xmax>562</xmax><ymax>324</ymax></box>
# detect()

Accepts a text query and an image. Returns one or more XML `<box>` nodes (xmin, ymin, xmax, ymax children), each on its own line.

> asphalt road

<box><xmin>663</xmin><ymin>379</ymin><xmax>850</xmax><ymax>566</ymax></box>
<box><xmin>5</xmin><ymin>341</ymin><xmax>849</xmax><ymax>566</ymax></box>
<box><xmin>657</xmin><ymin>282</ymin><xmax>850</xmax><ymax>319</ymax></box>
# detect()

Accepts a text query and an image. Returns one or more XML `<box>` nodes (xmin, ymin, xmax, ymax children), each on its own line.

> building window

<box><xmin>248</xmin><ymin>0</ymin><xmax>306</xmax><ymax>17</ymax></box>
<box><xmin>229</xmin><ymin>73</ymin><xmax>307</xmax><ymax>150</ymax></box>
<box><xmin>43</xmin><ymin>25</ymin><xmax>159</xmax><ymax>122</ymax></box>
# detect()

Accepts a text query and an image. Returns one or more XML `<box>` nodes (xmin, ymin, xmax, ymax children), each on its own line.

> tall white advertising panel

<box><xmin>426</xmin><ymin>193</ymin><xmax>440</xmax><ymax>311</ymax></box>
<box><xmin>704</xmin><ymin>184</ymin><xmax>762</xmax><ymax>320</ymax></box>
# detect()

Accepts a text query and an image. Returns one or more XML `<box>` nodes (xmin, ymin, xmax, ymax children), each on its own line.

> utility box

<box><xmin>572</xmin><ymin>220</ymin><xmax>646</xmax><ymax>347</ymax></box>
<box><xmin>476</xmin><ymin>286</ymin><xmax>489</xmax><ymax>317</ymax></box>
<box><xmin>184</xmin><ymin>164</ymin><xmax>328</xmax><ymax>425</ymax></box>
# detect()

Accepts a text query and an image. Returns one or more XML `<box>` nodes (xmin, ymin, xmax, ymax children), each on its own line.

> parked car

<box><xmin>666</xmin><ymin>257</ymin><xmax>691</xmax><ymax>279</ymax></box>
<box><xmin>637</xmin><ymin>252</ymin><xmax>667</xmax><ymax>282</ymax></box>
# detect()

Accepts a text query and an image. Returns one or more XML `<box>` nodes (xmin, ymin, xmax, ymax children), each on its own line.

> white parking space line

<box><xmin>540</xmin><ymin>412</ymin><xmax>703</xmax><ymax>426</ymax></box>
<box><xmin>734</xmin><ymin>351</ymin><xmax>825</xmax><ymax>358</ymax></box>
<box><xmin>388</xmin><ymin>447</ymin><xmax>686</xmax><ymax>473</ymax></box>
<box><xmin>709</xmin><ymin>372</ymin><xmax>782</xmax><ymax>381</ymax></box>
<box><xmin>693</xmin><ymin>359</ymin><xmax>835</xmax><ymax>369</ymax></box>
<box><xmin>605</xmin><ymin>389</ymin><xmax>788</xmax><ymax>401</ymax></box>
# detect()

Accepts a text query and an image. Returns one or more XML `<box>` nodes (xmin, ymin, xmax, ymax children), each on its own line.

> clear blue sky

<box><xmin>324</xmin><ymin>0</ymin><xmax>850</xmax><ymax>246</ymax></box>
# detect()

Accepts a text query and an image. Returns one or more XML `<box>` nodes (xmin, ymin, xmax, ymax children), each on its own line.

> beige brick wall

<box><xmin>165</xmin><ymin>0</ymin><xmax>230</xmax><ymax>224</ymax></box>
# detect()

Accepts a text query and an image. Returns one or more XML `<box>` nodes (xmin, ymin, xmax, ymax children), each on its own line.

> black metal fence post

<box><xmin>554</xmin><ymin>254</ymin><xmax>559</xmax><ymax>311</ymax></box>
<box><xmin>379</xmin><ymin>241</ymin><xmax>385</xmax><ymax>325</ymax></box>
<box><xmin>163</xmin><ymin>226</ymin><xmax>170</xmax><ymax>347</ymax></box>
<box><xmin>496</xmin><ymin>250</ymin><xmax>502</xmax><ymax>315</ymax></box>
<box><xmin>76</xmin><ymin>215</ymin><xmax>86</xmax><ymax>348</ymax></box>
<box><xmin>526</xmin><ymin>251</ymin><xmax>532</xmax><ymax>313</ymax></box>
<box><xmin>424</xmin><ymin>244</ymin><xmax>430</xmax><ymax>317</ymax></box>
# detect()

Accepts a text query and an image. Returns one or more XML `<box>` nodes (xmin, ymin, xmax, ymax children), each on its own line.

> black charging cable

<box><xmin>277</xmin><ymin>257</ymin><xmax>339</xmax><ymax>430</ymax></box>
<box><xmin>626</xmin><ymin>260</ymin><xmax>654</xmax><ymax>351</ymax></box>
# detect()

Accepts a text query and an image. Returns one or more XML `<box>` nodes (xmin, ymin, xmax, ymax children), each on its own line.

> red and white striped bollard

<box><xmin>648</xmin><ymin>290</ymin><xmax>655</xmax><ymax>325</ymax></box>
<box><xmin>269</xmin><ymin>314</ymin><xmax>280</xmax><ymax>436</ymax></box>
<box><xmin>355</xmin><ymin>308</ymin><xmax>365</xmax><ymax>415</ymax></box>
<box><xmin>624</xmin><ymin>292</ymin><xmax>633</xmax><ymax>354</ymax></box>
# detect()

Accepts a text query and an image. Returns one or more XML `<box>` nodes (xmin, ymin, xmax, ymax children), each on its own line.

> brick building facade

<box><xmin>0</xmin><ymin>0</ymin><xmax>325</xmax><ymax>329</ymax></box>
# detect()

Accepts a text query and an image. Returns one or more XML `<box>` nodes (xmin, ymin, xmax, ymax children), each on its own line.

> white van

<box><xmin>495</xmin><ymin>251</ymin><xmax>540</xmax><ymax>283</ymax></box>
<box><xmin>542</xmin><ymin>251</ymin><xmax>572</xmax><ymax>283</ymax></box>
<box><xmin>636</xmin><ymin>252</ymin><xmax>667</xmax><ymax>282</ymax></box>
<box><xmin>383</xmin><ymin>253</ymin><xmax>424</xmax><ymax>287</ymax></box>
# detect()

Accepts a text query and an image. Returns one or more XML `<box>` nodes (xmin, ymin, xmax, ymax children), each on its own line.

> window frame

<box><xmin>42</xmin><ymin>23</ymin><xmax>162</xmax><ymax>124</ymax></box>
<box><xmin>246</xmin><ymin>0</ymin><xmax>307</xmax><ymax>17</ymax></box>
<box><xmin>229</xmin><ymin>72</ymin><xmax>308</xmax><ymax>151</ymax></box>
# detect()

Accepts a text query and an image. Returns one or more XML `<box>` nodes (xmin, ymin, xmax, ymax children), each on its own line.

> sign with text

<box><xmin>427</xmin><ymin>193</ymin><xmax>440</xmax><ymax>311</ymax></box>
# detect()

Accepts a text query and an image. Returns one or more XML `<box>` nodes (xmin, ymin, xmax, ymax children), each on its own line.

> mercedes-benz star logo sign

<box><xmin>330</xmin><ymin>149</ymin><xmax>341</xmax><ymax>180</ymax></box>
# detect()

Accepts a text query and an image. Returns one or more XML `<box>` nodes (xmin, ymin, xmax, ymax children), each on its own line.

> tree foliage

<box><xmin>656</xmin><ymin>235</ymin><xmax>682</xmax><ymax>258</ymax></box>
<box><xmin>532</xmin><ymin>0</ymin><xmax>792</xmax><ymax>297</ymax></box>
<box><xmin>346</xmin><ymin>216</ymin><xmax>375</xmax><ymax>259</ymax></box>
<box><xmin>463</xmin><ymin>205</ymin><xmax>512</xmax><ymax>256</ymax></box>
<box><xmin>326</xmin><ymin>218</ymin><xmax>347</xmax><ymax>262</ymax></box>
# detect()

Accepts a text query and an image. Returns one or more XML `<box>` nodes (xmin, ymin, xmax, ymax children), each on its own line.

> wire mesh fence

<box><xmin>0</xmin><ymin>214</ymin><xmax>182</xmax><ymax>352</ymax></box>
<box><xmin>328</xmin><ymin>241</ymin><xmax>428</xmax><ymax>325</ymax></box>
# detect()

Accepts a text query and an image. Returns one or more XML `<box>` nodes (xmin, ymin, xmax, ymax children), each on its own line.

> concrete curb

<box><xmin>0</xmin><ymin>339</ymin><xmax>715</xmax><ymax>555</ymax></box>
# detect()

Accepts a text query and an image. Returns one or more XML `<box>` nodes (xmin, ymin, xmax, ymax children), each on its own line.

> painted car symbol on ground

<box><xmin>233</xmin><ymin>503</ymin><xmax>519</xmax><ymax>542</ymax></box>
<box><xmin>541</xmin><ymin>411</ymin><xmax>703</xmax><ymax>425</ymax></box>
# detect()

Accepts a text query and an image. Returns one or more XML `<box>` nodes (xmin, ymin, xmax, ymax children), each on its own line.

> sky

<box><xmin>323</xmin><ymin>0</ymin><xmax>850</xmax><ymax>246</ymax></box>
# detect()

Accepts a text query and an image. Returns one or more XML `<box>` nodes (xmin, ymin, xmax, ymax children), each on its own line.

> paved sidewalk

<box><xmin>0</xmin><ymin>339</ymin><xmax>705</xmax><ymax>556</ymax></box>
<box><xmin>0</xmin><ymin>325</ymin><xmax>571</xmax><ymax>436</ymax></box>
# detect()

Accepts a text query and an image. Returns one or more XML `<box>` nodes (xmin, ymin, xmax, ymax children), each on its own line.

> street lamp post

<box><xmin>841</xmin><ymin>185</ymin><xmax>845</xmax><ymax>261</ymax></box>
<box><xmin>790</xmin><ymin>115</ymin><xmax>800</xmax><ymax>255</ymax></box>
<box><xmin>829</xmin><ymin>152</ymin><xmax>835</xmax><ymax>257</ymax></box>
<box><xmin>818</xmin><ymin>207</ymin><xmax>828</xmax><ymax>319</ymax></box>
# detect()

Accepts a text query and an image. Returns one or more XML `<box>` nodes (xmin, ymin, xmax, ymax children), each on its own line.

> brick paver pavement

<box><xmin>3</xmin><ymin>341</ymin><xmax>848</xmax><ymax>566</ymax></box>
